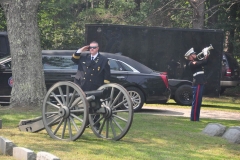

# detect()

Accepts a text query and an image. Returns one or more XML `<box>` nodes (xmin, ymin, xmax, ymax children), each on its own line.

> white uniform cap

<box><xmin>184</xmin><ymin>48</ymin><xmax>196</xmax><ymax>59</ymax></box>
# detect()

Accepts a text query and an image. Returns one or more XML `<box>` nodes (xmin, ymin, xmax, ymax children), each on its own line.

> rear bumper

<box><xmin>0</xmin><ymin>95</ymin><xmax>11</xmax><ymax>105</ymax></box>
<box><xmin>220</xmin><ymin>80</ymin><xmax>240</xmax><ymax>87</ymax></box>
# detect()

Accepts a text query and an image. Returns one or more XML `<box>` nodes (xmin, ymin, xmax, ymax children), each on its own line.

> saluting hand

<box><xmin>77</xmin><ymin>45</ymin><xmax>89</xmax><ymax>53</ymax></box>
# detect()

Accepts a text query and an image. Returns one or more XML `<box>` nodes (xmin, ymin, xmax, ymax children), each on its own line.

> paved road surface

<box><xmin>140</xmin><ymin>106</ymin><xmax>240</xmax><ymax>121</ymax></box>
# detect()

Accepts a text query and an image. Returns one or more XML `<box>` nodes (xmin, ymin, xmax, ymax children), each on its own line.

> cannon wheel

<box><xmin>42</xmin><ymin>81</ymin><xmax>89</xmax><ymax>141</ymax></box>
<box><xmin>89</xmin><ymin>83</ymin><xmax>133</xmax><ymax>141</ymax></box>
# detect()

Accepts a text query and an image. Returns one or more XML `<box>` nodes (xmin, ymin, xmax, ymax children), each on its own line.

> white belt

<box><xmin>193</xmin><ymin>71</ymin><xmax>204</xmax><ymax>76</ymax></box>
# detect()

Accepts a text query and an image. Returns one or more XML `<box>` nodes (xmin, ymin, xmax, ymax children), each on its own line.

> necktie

<box><xmin>91</xmin><ymin>57</ymin><xmax>94</xmax><ymax>61</ymax></box>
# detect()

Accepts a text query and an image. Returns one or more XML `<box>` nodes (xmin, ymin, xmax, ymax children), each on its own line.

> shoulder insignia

<box><xmin>72</xmin><ymin>54</ymin><xmax>80</xmax><ymax>59</ymax></box>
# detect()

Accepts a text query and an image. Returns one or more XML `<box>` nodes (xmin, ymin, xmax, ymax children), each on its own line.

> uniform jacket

<box><xmin>188</xmin><ymin>59</ymin><xmax>208</xmax><ymax>86</ymax></box>
<box><xmin>72</xmin><ymin>52</ymin><xmax>110</xmax><ymax>91</ymax></box>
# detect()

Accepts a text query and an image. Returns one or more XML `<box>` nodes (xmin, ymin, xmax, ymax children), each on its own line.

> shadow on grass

<box><xmin>139</xmin><ymin>108</ymin><xmax>185</xmax><ymax>116</ymax></box>
<box><xmin>166</xmin><ymin>102</ymin><xmax>240</xmax><ymax>110</ymax></box>
<box><xmin>201</xmin><ymin>104</ymin><xmax>240</xmax><ymax>111</ymax></box>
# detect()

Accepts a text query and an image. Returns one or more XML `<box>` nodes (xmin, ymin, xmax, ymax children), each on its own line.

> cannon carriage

<box><xmin>19</xmin><ymin>81</ymin><xmax>134</xmax><ymax>141</ymax></box>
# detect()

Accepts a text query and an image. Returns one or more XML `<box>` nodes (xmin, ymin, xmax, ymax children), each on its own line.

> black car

<box><xmin>220</xmin><ymin>52</ymin><xmax>240</xmax><ymax>94</ymax></box>
<box><xmin>0</xmin><ymin>50</ymin><xmax>171</xmax><ymax>111</ymax></box>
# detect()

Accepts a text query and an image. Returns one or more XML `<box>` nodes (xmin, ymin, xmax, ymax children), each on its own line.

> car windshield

<box><xmin>42</xmin><ymin>56</ymin><xmax>77</xmax><ymax>69</ymax></box>
<box><xmin>0</xmin><ymin>56</ymin><xmax>10</xmax><ymax>63</ymax></box>
<box><xmin>224</xmin><ymin>53</ymin><xmax>239</xmax><ymax>69</ymax></box>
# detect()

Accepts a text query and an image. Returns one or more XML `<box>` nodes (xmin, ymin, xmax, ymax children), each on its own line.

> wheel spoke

<box><xmin>98</xmin><ymin>118</ymin><xmax>106</xmax><ymax>134</ymax></box>
<box><xmin>45</xmin><ymin>112</ymin><xmax>58</xmax><ymax>115</ymax></box>
<box><xmin>112</xmin><ymin>109</ymin><xmax>128</xmax><ymax>113</ymax></box>
<box><xmin>112</xmin><ymin>117</ymin><xmax>123</xmax><ymax>131</ymax></box>
<box><xmin>68</xmin><ymin>90</ymin><xmax>77</xmax><ymax>108</ymax></box>
<box><xmin>69</xmin><ymin>97</ymin><xmax>82</xmax><ymax>109</ymax></box>
<box><xmin>110</xmin><ymin>118</ymin><xmax>117</xmax><ymax>137</ymax></box>
<box><xmin>112</xmin><ymin>114</ymin><xmax>128</xmax><ymax>122</ymax></box>
<box><xmin>61</xmin><ymin>119</ymin><xmax>67</xmax><ymax>139</ymax></box>
<box><xmin>53</xmin><ymin>118</ymin><xmax>64</xmax><ymax>135</ymax></box>
<box><xmin>58</xmin><ymin>86</ymin><xmax>66</xmax><ymax>105</ymax></box>
<box><xmin>47</xmin><ymin>116</ymin><xmax>62</xmax><ymax>126</ymax></box>
<box><xmin>112</xmin><ymin>98</ymin><xmax>127</xmax><ymax>110</ymax></box>
<box><xmin>46</xmin><ymin>101</ymin><xmax>60</xmax><ymax>109</ymax></box>
<box><xmin>50</xmin><ymin>92</ymin><xmax>64</xmax><ymax>107</ymax></box>
<box><xmin>67</xmin><ymin>119</ymin><xmax>72</xmax><ymax>139</ymax></box>
<box><xmin>106</xmin><ymin>119</ymin><xmax>109</xmax><ymax>138</ymax></box>
<box><xmin>110</xmin><ymin>91</ymin><xmax>122</xmax><ymax>108</ymax></box>
<box><xmin>66</xmin><ymin>85</ymin><xmax>70</xmax><ymax>107</ymax></box>
<box><xmin>69</xmin><ymin>116</ymin><xmax>79</xmax><ymax>132</ymax></box>
<box><xmin>70</xmin><ymin>113</ymin><xmax>84</xmax><ymax>122</ymax></box>
<box><xmin>109</xmin><ymin>87</ymin><xmax>115</xmax><ymax>104</ymax></box>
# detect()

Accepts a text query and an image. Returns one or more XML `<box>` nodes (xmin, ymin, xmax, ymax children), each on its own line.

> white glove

<box><xmin>76</xmin><ymin>48</ymin><xmax>82</xmax><ymax>53</ymax></box>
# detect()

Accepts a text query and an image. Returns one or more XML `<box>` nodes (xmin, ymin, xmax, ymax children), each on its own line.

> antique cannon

<box><xmin>18</xmin><ymin>81</ymin><xmax>133</xmax><ymax>141</ymax></box>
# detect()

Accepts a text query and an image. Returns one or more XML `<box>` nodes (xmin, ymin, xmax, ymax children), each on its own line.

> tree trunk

<box><xmin>226</xmin><ymin>3</ymin><xmax>238</xmax><ymax>53</ymax></box>
<box><xmin>0</xmin><ymin>0</ymin><xmax>46</xmax><ymax>108</ymax></box>
<box><xmin>190</xmin><ymin>0</ymin><xmax>205</xmax><ymax>29</ymax></box>
<box><xmin>207</xmin><ymin>0</ymin><xmax>218</xmax><ymax>27</ymax></box>
<box><xmin>105</xmin><ymin>0</ymin><xmax>109</xmax><ymax>9</ymax></box>
<box><xmin>134</xmin><ymin>0</ymin><xmax>141</xmax><ymax>11</ymax></box>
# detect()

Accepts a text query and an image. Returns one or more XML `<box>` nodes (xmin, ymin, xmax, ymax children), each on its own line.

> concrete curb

<box><xmin>0</xmin><ymin>136</ymin><xmax>60</xmax><ymax>160</ymax></box>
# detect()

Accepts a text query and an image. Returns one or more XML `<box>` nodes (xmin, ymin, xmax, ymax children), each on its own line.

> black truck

<box><xmin>85</xmin><ymin>24</ymin><xmax>225</xmax><ymax>104</ymax></box>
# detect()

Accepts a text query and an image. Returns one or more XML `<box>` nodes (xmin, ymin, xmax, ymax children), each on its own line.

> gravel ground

<box><xmin>140</xmin><ymin>105</ymin><xmax>240</xmax><ymax>121</ymax></box>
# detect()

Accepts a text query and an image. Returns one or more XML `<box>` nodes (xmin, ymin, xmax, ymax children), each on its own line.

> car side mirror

<box><xmin>0</xmin><ymin>64</ymin><xmax>6</xmax><ymax>70</ymax></box>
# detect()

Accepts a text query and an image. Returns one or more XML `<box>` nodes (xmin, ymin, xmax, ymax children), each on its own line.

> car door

<box><xmin>108</xmin><ymin>58</ymin><xmax>130</xmax><ymax>86</ymax></box>
<box><xmin>0</xmin><ymin>57</ymin><xmax>12</xmax><ymax>103</ymax></box>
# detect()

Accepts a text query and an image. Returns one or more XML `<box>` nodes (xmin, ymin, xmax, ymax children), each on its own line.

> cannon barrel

<box><xmin>85</xmin><ymin>88</ymin><xmax>108</xmax><ymax>99</ymax></box>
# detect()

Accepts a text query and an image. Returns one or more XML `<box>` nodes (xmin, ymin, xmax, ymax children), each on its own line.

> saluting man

<box><xmin>184</xmin><ymin>48</ymin><xmax>208</xmax><ymax>121</ymax></box>
<box><xmin>72</xmin><ymin>41</ymin><xmax>111</xmax><ymax>92</ymax></box>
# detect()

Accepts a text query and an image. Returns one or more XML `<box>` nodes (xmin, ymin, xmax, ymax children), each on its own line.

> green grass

<box><xmin>0</xmin><ymin>96</ymin><xmax>240</xmax><ymax>160</ymax></box>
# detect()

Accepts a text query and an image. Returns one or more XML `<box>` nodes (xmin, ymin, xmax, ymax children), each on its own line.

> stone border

<box><xmin>202</xmin><ymin>123</ymin><xmax>240</xmax><ymax>144</ymax></box>
<box><xmin>0</xmin><ymin>136</ymin><xmax>60</xmax><ymax>160</ymax></box>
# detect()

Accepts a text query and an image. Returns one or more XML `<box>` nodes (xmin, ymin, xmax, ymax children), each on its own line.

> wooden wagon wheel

<box><xmin>88</xmin><ymin>83</ymin><xmax>133</xmax><ymax>141</ymax></box>
<box><xmin>42</xmin><ymin>81</ymin><xmax>89</xmax><ymax>141</ymax></box>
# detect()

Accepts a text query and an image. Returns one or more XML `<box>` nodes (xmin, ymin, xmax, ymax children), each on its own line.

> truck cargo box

<box><xmin>85</xmin><ymin>24</ymin><xmax>224</xmax><ymax>97</ymax></box>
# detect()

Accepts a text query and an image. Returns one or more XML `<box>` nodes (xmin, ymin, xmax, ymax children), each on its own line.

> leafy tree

<box><xmin>0</xmin><ymin>5</ymin><xmax>6</xmax><ymax>31</ymax></box>
<box><xmin>38</xmin><ymin>0</ymin><xmax>87</xmax><ymax>49</ymax></box>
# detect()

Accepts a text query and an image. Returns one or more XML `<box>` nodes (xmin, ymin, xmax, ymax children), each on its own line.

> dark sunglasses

<box><xmin>89</xmin><ymin>46</ymin><xmax>98</xmax><ymax>49</ymax></box>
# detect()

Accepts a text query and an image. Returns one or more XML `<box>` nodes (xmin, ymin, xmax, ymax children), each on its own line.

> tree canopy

<box><xmin>0</xmin><ymin>0</ymin><xmax>239</xmax><ymax>55</ymax></box>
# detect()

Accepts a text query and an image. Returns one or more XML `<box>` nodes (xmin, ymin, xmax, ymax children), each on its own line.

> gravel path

<box><xmin>141</xmin><ymin>106</ymin><xmax>240</xmax><ymax>121</ymax></box>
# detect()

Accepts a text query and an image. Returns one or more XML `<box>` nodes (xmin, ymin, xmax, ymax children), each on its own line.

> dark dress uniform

<box><xmin>188</xmin><ymin>59</ymin><xmax>208</xmax><ymax>121</ymax></box>
<box><xmin>71</xmin><ymin>52</ymin><xmax>110</xmax><ymax>92</ymax></box>
<box><xmin>72</xmin><ymin>52</ymin><xmax>110</xmax><ymax>130</ymax></box>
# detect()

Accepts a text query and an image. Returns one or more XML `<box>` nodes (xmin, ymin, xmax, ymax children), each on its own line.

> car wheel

<box><xmin>122</xmin><ymin>87</ymin><xmax>144</xmax><ymax>112</ymax></box>
<box><xmin>174</xmin><ymin>85</ymin><xmax>192</xmax><ymax>106</ymax></box>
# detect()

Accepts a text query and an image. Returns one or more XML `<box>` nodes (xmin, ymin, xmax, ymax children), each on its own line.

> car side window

<box><xmin>109</xmin><ymin>59</ymin><xmax>122</xmax><ymax>71</ymax></box>
<box><xmin>43</xmin><ymin>56</ymin><xmax>77</xmax><ymax>70</ymax></box>
<box><xmin>118</xmin><ymin>61</ymin><xmax>133</xmax><ymax>71</ymax></box>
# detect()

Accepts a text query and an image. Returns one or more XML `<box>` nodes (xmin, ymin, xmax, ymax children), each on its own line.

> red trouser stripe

<box><xmin>194</xmin><ymin>85</ymin><xmax>200</xmax><ymax>121</ymax></box>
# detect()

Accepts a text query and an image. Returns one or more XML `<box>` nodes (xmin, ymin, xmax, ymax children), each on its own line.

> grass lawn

<box><xmin>0</xmin><ymin>96</ymin><xmax>240</xmax><ymax>160</ymax></box>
